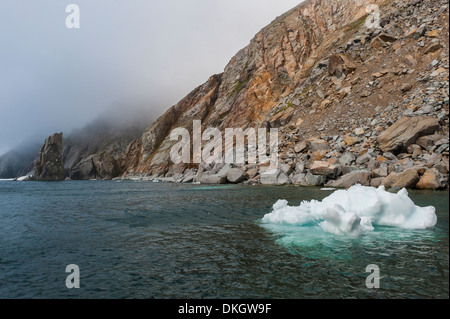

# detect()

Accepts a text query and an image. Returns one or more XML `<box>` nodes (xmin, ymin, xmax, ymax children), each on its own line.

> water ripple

<box><xmin>0</xmin><ymin>181</ymin><xmax>447</xmax><ymax>298</ymax></box>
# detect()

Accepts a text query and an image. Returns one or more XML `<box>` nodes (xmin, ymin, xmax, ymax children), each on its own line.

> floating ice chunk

<box><xmin>360</xmin><ymin>217</ymin><xmax>375</xmax><ymax>232</ymax></box>
<box><xmin>318</xmin><ymin>205</ymin><xmax>362</xmax><ymax>236</ymax></box>
<box><xmin>264</xmin><ymin>199</ymin><xmax>319</xmax><ymax>225</ymax></box>
<box><xmin>262</xmin><ymin>185</ymin><xmax>437</xmax><ymax>236</ymax></box>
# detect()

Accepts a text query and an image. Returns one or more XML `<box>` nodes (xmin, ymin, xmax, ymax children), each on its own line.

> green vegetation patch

<box><xmin>345</xmin><ymin>14</ymin><xmax>368</xmax><ymax>32</ymax></box>
<box><xmin>230</xmin><ymin>76</ymin><xmax>251</xmax><ymax>96</ymax></box>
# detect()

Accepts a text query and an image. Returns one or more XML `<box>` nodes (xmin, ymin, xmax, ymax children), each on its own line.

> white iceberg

<box><xmin>262</xmin><ymin>185</ymin><xmax>437</xmax><ymax>236</ymax></box>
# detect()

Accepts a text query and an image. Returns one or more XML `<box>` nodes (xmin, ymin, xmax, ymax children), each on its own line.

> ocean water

<box><xmin>0</xmin><ymin>180</ymin><xmax>448</xmax><ymax>299</ymax></box>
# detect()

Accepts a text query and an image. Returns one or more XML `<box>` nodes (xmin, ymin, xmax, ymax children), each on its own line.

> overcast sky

<box><xmin>0</xmin><ymin>0</ymin><xmax>299</xmax><ymax>155</ymax></box>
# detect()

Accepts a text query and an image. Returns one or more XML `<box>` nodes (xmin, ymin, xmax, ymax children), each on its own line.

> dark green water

<box><xmin>0</xmin><ymin>181</ymin><xmax>448</xmax><ymax>298</ymax></box>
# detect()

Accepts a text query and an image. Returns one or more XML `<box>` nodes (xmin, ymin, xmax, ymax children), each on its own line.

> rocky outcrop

<box><xmin>415</xmin><ymin>169</ymin><xmax>444</xmax><ymax>189</ymax></box>
<box><xmin>382</xmin><ymin>168</ymin><xmax>420</xmax><ymax>189</ymax></box>
<box><xmin>32</xmin><ymin>133</ymin><xmax>65</xmax><ymax>181</ymax></box>
<box><xmin>327</xmin><ymin>170</ymin><xmax>371</xmax><ymax>188</ymax></box>
<box><xmin>112</xmin><ymin>0</ymin><xmax>449</xmax><ymax>191</ymax></box>
<box><xmin>61</xmin><ymin>112</ymin><xmax>151</xmax><ymax>180</ymax></box>
<box><xmin>226</xmin><ymin>168</ymin><xmax>248</xmax><ymax>184</ymax></box>
<box><xmin>69</xmin><ymin>151</ymin><xmax>120</xmax><ymax>180</ymax></box>
<box><xmin>119</xmin><ymin>0</ymin><xmax>385</xmax><ymax>178</ymax></box>
<box><xmin>8</xmin><ymin>0</ymin><xmax>446</xmax><ymax>191</ymax></box>
<box><xmin>261</xmin><ymin>169</ymin><xmax>289</xmax><ymax>185</ymax></box>
<box><xmin>117</xmin><ymin>0</ymin><xmax>449</xmax><ymax>191</ymax></box>
<box><xmin>377</xmin><ymin>116</ymin><xmax>441</xmax><ymax>153</ymax></box>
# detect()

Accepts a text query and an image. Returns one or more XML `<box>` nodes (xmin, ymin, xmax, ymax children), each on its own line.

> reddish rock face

<box><xmin>120</xmin><ymin>0</ymin><xmax>384</xmax><ymax>177</ymax></box>
<box><xmin>110</xmin><ymin>0</ymin><xmax>449</xmax><ymax>191</ymax></box>
<box><xmin>382</xmin><ymin>168</ymin><xmax>421</xmax><ymax>189</ymax></box>
<box><xmin>416</xmin><ymin>169</ymin><xmax>443</xmax><ymax>190</ymax></box>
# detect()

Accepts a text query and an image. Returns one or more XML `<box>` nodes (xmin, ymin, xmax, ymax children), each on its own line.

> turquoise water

<box><xmin>0</xmin><ymin>181</ymin><xmax>448</xmax><ymax>298</ymax></box>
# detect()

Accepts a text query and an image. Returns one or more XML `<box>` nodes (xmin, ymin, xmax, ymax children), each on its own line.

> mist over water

<box><xmin>0</xmin><ymin>0</ymin><xmax>299</xmax><ymax>155</ymax></box>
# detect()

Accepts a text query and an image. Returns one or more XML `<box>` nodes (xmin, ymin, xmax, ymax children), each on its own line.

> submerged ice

<box><xmin>262</xmin><ymin>185</ymin><xmax>437</xmax><ymax>236</ymax></box>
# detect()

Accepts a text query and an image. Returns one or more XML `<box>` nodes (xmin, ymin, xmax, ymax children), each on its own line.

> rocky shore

<box><xmin>117</xmin><ymin>113</ymin><xmax>449</xmax><ymax>190</ymax></box>
<box><xmin>117</xmin><ymin>0</ymin><xmax>449</xmax><ymax>190</ymax></box>
<box><xmin>6</xmin><ymin>0</ymin><xmax>450</xmax><ymax>191</ymax></box>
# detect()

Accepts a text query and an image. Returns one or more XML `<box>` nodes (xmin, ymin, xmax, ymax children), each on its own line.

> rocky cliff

<box><xmin>62</xmin><ymin>115</ymin><xmax>149</xmax><ymax>180</ymax></box>
<box><xmin>118</xmin><ymin>0</ymin><xmax>449</xmax><ymax>190</ymax></box>
<box><xmin>32</xmin><ymin>133</ymin><xmax>65</xmax><ymax>181</ymax></box>
<box><xmin>5</xmin><ymin>0</ymin><xmax>448</xmax><ymax>189</ymax></box>
<box><xmin>0</xmin><ymin>141</ymin><xmax>40</xmax><ymax>179</ymax></box>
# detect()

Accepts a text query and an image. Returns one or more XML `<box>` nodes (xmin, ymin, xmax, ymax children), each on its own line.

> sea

<box><xmin>0</xmin><ymin>180</ymin><xmax>448</xmax><ymax>299</ymax></box>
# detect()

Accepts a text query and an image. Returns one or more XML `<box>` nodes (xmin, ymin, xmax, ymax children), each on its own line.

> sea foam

<box><xmin>262</xmin><ymin>185</ymin><xmax>437</xmax><ymax>236</ymax></box>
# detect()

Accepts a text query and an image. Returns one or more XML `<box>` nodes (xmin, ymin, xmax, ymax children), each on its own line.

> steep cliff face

<box><xmin>62</xmin><ymin>110</ymin><xmax>153</xmax><ymax>180</ymax></box>
<box><xmin>6</xmin><ymin>0</ymin><xmax>447</xmax><ymax>189</ymax></box>
<box><xmin>32</xmin><ymin>133</ymin><xmax>65</xmax><ymax>181</ymax></box>
<box><xmin>120</xmin><ymin>0</ymin><xmax>449</xmax><ymax>189</ymax></box>
<box><xmin>121</xmin><ymin>0</ymin><xmax>386</xmax><ymax>177</ymax></box>
<box><xmin>121</xmin><ymin>74</ymin><xmax>222</xmax><ymax>176</ymax></box>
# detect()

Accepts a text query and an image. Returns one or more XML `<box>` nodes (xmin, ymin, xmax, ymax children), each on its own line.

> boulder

<box><xmin>415</xmin><ymin>169</ymin><xmax>442</xmax><ymax>190</ymax></box>
<box><xmin>310</xmin><ymin>139</ymin><xmax>329</xmax><ymax>152</ymax></box>
<box><xmin>416</xmin><ymin>134</ymin><xmax>442</xmax><ymax>150</ymax></box>
<box><xmin>217</xmin><ymin>163</ymin><xmax>232</xmax><ymax>177</ymax></box>
<box><xmin>327</xmin><ymin>170</ymin><xmax>371</xmax><ymax>188</ymax></box>
<box><xmin>370</xmin><ymin>33</ymin><xmax>398</xmax><ymax>49</ymax></box>
<box><xmin>377</xmin><ymin>116</ymin><xmax>440</xmax><ymax>153</ymax></box>
<box><xmin>294</xmin><ymin>141</ymin><xmax>308</xmax><ymax>153</ymax></box>
<box><xmin>268</xmin><ymin>106</ymin><xmax>295</xmax><ymax>128</ymax></box>
<box><xmin>309</xmin><ymin>161</ymin><xmax>339</xmax><ymax>179</ymax></box>
<box><xmin>382</xmin><ymin>168</ymin><xmax>420</xmax><ymax>189</ymax></box>
<box><xmin>277</xmin><ymin>172</ymin><xmax>290</xmax><ymax>185</ymax></box>
<box><xmin>181</xmin><ymin>170</ymin><xmax>196</xmax><ymax>183</ymax></box>
<box><xmin>339</xmin><ymin>152</ymin><xmax>356</xmax><ymax>166</ymax></box>
<box><xmin>433</xmin><ymin>162</ymin><xmax>449</xmax><ymax>175</ymax></box>
<box><xmin>370</xmin><ymin>177</ymin><xmax>385</xmax><ymax>188</ymax></box>
<box><xmin>260</xmin><ymin>168</ymin><xmax>290</xmax><ymax>185</ymax></box>
<box><xmin>344</xmin><ymin>135</ymin><xmax>359</xmax><ymax>146</ymax></box>
<box><xmin>311</xmin><ymin>150</ymin><xmax>328</xmax><ymax>161</ymax></box>
<box><xmin>372</xmin><ymin>164</ymin><xmax>388</xmax><ymax>178</ymax></box>
<box><xmin>226</xmin><ymin>168</ymin><xmax>248</xmax><ymax>184</ymax></box>
<box><xmin>407</xmin><ymin>144</ymin><xmax>423</xmax><ymax>158</ymax></box>
<box><xmin>295</xmin><ymin>162</ymin><xmax>305</xmax><ymax>173</ymax></box>
<box><xmin>291</xmin><ymin>173</ymin><xmax>307</xmax><ymax>185</ymax></box>
<box><xmin>305</xmin><ymin>172</ymin><xmax>326</xmax><ymax>186</ymax></box>
<box><xmin>246</xmin><ymin>167</ymin><xmax>259</xmax><ymax>179</ymax></box>
<box><xmin>260</xmin><ymin>168</ymin><xmax>280</xmax><ymax>185</ymax></box>
<box><xmin>328</xmin><ymin>54</ymin><xmax>357</xmax><ymax>78</ymax></box>
<box><xmin>200</xmin><ymin>172</ymin><xmax>228</xmax><ymax>184</ymax></box>
<box><xmin>356</xmin><ymin>152</ymin><xmax>373</xmax><ymax>165</ymax></box>
<box><xmin>320</xmin><ymin>99</ymin><xmax>333</xmax><ymax>109</ymax></box>
<box><xmin>424</xmin><ymin>42</ymin><xmax>442</xmax><ymax>54</ymax></box>
<box><xmin>32</xmin><ymin>133</ymin><xmax>65</xmax><ymax>181</ymax></box>
<box><xmin>280</xmin><ymin>163</ymin><xmax>294</xmax><ymax>175</ymax></box>
<box><xmin>355</xmin><ymin>128</ymin><xmax>365</xmax><ymax>136</ymax></box>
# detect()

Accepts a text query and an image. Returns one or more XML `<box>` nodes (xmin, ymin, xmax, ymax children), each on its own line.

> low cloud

<box><xmin>0</xmin><ymin>0</ymin><xmax>299</xmax><ymax>155</ymax></box>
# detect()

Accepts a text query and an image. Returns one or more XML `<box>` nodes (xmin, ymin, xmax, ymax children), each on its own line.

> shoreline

<box><xmin>6</xmin><ymin>175</ymin><xmax>449</xmax><ymax>192</ymax></box>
